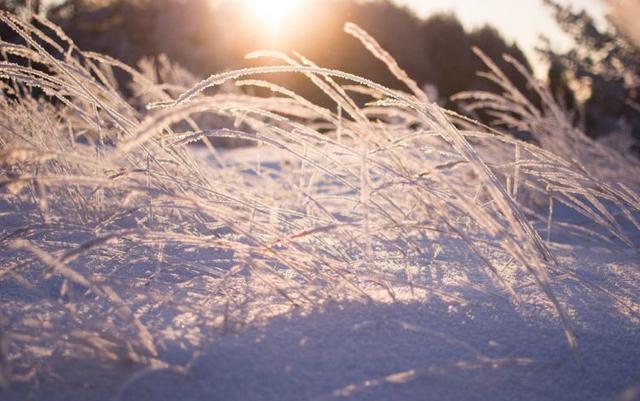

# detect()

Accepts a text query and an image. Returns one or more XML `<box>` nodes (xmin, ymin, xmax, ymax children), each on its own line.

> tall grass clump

<box><xmin>0</xmin><ymin>12</ymin><xmax>639</xmax><ymax>384</ymax></box>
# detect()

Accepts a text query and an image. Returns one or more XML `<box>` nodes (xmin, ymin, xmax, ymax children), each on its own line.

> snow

<box><xmin>1</xmin><ymin>147</ymin><xmax>639</xmax><ymax>401</ymax></box>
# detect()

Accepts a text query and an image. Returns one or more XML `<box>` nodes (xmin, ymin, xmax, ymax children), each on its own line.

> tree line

<box><xmin>1</xmin><ymin>0</ymin><xmax>638</xmax><ymax>151</ymax></box>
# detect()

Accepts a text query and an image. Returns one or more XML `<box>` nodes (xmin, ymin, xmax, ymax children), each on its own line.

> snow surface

<box><xmin>1</xmin><ymin>147</ymin><xmax>639</xmax><ymax>401</ymax></box>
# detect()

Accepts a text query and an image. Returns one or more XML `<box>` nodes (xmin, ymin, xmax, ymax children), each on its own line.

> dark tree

<box><xmin>4</xmin><ymin>0</ymin><xmax>536</xmax><ymax>117</ymax></box>
<box><xmin>540</xmin><ymin>0</ymin><xmax>640</xmax><ymax>145</ymax></box>
<box><xmin>420</xmin><ymin>13</ymin><xmax>474</xmax><ymax>101</ymax></box>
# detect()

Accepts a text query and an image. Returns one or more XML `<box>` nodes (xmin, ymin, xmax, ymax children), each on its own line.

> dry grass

<box><xmin>0</xmin><ymin>11</ymin><xmax>639</xmax><ymax>386</ymax></box>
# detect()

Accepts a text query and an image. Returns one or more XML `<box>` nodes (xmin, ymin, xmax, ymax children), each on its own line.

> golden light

<box><xmin>242</xmin><ymin>0</ymin><xmax>300</xmax><ymax>33</ymax></box>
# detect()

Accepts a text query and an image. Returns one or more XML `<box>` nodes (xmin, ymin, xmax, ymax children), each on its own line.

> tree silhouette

<box><xmin>5</xmin><ymin>0</ymin><xmax>535</xmax><ymax>117</ymax></box>
<box><xmin>540</xmin><ymin>0</ymin><xmax>640</xmax><ymax>147</ymax></box>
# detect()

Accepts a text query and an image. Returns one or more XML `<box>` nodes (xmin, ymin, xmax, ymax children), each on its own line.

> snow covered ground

<box><xmin>2</xmin><ymin>9</ymin><xmax>640</xmax><ymax>400</ymax></box>
<box><xmin>1</xmin><ymin>146</ymin><xmax>639</xmax><ymax>401</ymax></box>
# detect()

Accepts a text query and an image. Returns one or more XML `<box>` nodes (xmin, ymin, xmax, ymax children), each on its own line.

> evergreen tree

<box><xmin>541</xmin><ymin>0</ymin><xmax>640</xmax><ymax>150</ymax></box>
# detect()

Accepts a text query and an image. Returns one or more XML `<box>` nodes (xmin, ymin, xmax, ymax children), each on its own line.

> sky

<box><xmin>393</xmin><ymin>0</ymin><xmax>608</xmax><ymax>75</ymax></box>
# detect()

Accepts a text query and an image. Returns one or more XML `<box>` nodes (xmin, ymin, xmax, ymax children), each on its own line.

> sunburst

<box><xmin>243</xmin><ymin>0</ymin><xmax>299</xmax><ymax>32</ymax></box>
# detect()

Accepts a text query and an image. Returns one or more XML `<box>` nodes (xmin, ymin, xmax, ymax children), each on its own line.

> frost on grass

<box><xmin>0</xmin><ymin>13</ymin><xmax>639</xmax><ymax>401</ymax></box>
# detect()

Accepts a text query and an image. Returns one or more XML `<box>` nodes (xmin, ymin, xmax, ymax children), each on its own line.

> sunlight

<box><xmin>242</xmin><ymin>0</ymin><xmax>299</xmax><ymax>32</ymax></box>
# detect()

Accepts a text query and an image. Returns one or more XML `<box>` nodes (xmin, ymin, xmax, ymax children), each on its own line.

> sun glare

<box><xmin>243</xmin><ymin>0</ymin><xmax>299</xmax><ymax>32</ymax></box>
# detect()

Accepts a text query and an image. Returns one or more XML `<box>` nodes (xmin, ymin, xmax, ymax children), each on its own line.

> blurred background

<box><xmin>1</xmin><ymin>0</ymin><xmax>639</xmax><ymax>152</ymax></box>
